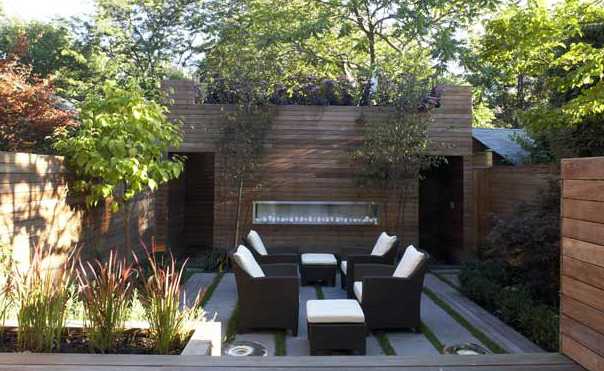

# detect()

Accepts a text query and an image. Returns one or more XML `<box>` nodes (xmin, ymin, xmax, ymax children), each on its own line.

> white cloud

<box><xmin>2</xmin><ymin>0</ymin><xmax>94</xmax><ymax>21</ymax></box>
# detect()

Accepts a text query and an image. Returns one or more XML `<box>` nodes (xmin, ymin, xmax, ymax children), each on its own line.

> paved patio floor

<box><xmin>184</xmin><ymin>269</ymin><xmax>542</xmax><ymax>357</ymax></box>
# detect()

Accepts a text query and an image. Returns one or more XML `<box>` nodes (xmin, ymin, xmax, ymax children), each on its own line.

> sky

<box><xmin>1</xmin><ymin>0</ymin><xmax>94</xmax><ymax>21</ymax></box>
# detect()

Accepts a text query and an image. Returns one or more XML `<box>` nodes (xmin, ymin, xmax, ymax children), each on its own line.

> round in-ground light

<box><xmin>223</xmin><ymin>341</ymin><xmax>268</xmax><ymax>357</ymax></box>
<box><xmin>443</xmin><ymin>343</ymin><xmax>489</xmax><ymax>355</ymax></box>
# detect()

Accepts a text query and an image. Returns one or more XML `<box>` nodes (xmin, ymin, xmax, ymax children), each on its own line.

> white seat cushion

<box><xmin>247</xmin><ymin>230</ymin><xmax>268</xmax><ymax>256</ymax></box>
<box><xmin>393</xmin><ymin>245</ymin><xmax>425</xmax><ymax>278</ymax></box>
<box><xmin>370</xmin><ymin>232</ymin><xmax>396</xmax><ymax>256</ymax></box>
<box><xmin>353</xmin><ymin>281</ymin><xmax>363</xmax><ymax>302</ymax></box>
<box><xmin>233</xmin><ymin>245</ymin><xmax>265</xmax><ymax>278</ymax></box>
<box><xmin>301</xmin><ymin>253</ymin><xmax>337</xmax><ymax>265</ymax></box>
<box><xmin>306</xmin><ymin>299</ymin><xmax>365</xmax><ymax>323</ymax></box>
<box><xmin>340</xmin><ymin>260</ymin><xmax>347</xmax><ymax>274</ymax></box>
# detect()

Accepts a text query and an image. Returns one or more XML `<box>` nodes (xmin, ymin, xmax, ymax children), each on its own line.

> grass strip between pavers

<box><xmin>420</xmin><ymin>321</ymin><xmax>444</xmax><ymax>353</ymax></box>
<box><xmin>274</xmin><ymin>330</ymin><xmax>287</xmax><ymax>356</ymax></box>
<box><xmin>314</xmin><ymin>284</ymin><xmax>325</xmax><ymax>299</ymax></box>
<box><xmin>224</xmin><ymin>302</ymin><xmax>240</xmax><ymax>344</ymax></box>
<box><xmin>200</xmin><ymin>272</ymin><xmax>224</xmax><ymax>308</ymax></box>
<box><xmin>423</xmin><ymin>287</ymin><xmax>506</xmax><ymax>354</ymax></box>
<box><xmin>374</xmin><ymin>331</ymin><xmax>396</xmax><ymax>355</ymax></box>
<box><xmin>430</xmin><ymin>270</ymin><xmax>461</xmax><ymax>291</ymax></box>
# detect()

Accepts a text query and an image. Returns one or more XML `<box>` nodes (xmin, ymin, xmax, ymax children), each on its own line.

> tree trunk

<box><xmin>233</xmin><ymin>179</ymin><xmax>244</xmax><ymax>249</ymax></box>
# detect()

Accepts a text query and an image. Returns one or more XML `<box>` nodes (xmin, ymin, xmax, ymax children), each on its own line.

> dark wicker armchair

<box><xmin>232</xmin><ymin>257</ymin><xmax>300</xmax><ymax>336</ymax></box>
<box><xmin>351</xmin><ymin>247</ymin><xmax>428</xmax><ymax>331</ymax></box>
<box><xmin>338</xmin><ymin>235</ymin><xmax>399</xmax><ymax>297</ymax></box>
<box><xmin>243</xmin><ymin>230</ymin><xmax>300</xmax><ymax>265</ymax></box>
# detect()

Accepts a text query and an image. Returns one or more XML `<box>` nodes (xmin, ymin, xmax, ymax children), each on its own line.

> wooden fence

<box><xmin>0</xmin><ymin>151</ymin><xmax>155</xmax><ymax>265</ymax></box>
<box><xmin>473</xmin><ymin>164</ymin><xmax>558</xmax><ymax>246</ymax></box>
<box><xmin>560</xmin><ymin>157</ymin><xmax>604</xmax><ymax>371</ymax></box>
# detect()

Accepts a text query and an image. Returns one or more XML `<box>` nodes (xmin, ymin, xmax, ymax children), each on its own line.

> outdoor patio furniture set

<box><xmin>232</xmin><ymin>230</ymin><xmax>429</xmax><ymax>355</ymax></box>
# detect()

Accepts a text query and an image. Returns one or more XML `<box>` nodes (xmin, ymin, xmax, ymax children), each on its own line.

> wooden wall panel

<box><xmin>472</xmin><ymin>164</ymin><xmax>558</xmax><ymax>246</ymax></box>
<box><xmin>561</xmin><ymin>157</ymin><xmax>604</xmax><ymax>371</ymax></box>
<box><xmin>163</xmin><ymin>82</ymin><xmax>473</xmax><ymax>254</ymax></box>
<box><xmin>0</xmin><ymin>151</ymin><xmax>155</xmax><ymax>264</ymax></box>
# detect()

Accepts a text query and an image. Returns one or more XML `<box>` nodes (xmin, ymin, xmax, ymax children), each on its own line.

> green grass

<box><xmin>420</xmin><ymin>321</ymin><xmax>444</xmax><ymax>353</ymax></box>
<box><xmin>423</xmin><ymin>287</ymin><xmax>506</xmax><ymax>354</ymax></box>
<box><xmin>274</xmin><ymin>330</ymin><xmax>287</xmax><ymax>356</ymax></box>
<box><xmin>430</xmin><ymin>270</ymin><xmax>461</xmax><ymax>291</ymax></box>
<box><xmin>224</xmin><ymin>303</ymin><xmax>240</xmax><ymax>344</ymax></box>
<box><xmin>375</xmin><ymin>331</ymin><xmax>396</xmax><ymax>355</ymax></box>
<box><xmin>200</xmin><ymin>272</ymin><xmax>224</xmax><ymax>308</ymax></box>
<box><xmin>314</xmin><ymin>284</ymin><xmax>325</xmax><ymax>299</ymax></box>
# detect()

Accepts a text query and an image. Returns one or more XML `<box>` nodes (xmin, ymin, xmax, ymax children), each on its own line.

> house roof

<box><xmin>472</xmin><ymin>128</ymin><xmax>529</xmax><ymax>165</ymax></box>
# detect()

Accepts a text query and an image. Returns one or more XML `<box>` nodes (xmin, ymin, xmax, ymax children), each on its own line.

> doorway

<box><xmin>167</xmin><ymin>152</ymin><xmax>215</xmax><ymax>255</ymax></box>
<box><xmin>419</xmin><ymin>157</ymin><xmax>464</xmax><ymax>263</ymax></box>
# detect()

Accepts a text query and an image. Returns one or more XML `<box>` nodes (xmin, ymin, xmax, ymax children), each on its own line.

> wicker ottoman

<box><xmin>300</xmin><ymin>253</ymin><xmax>337</xmax><ymax>286</ymax></box>
<box><xmin>306</xmin><ymin>299</ymin><xmax>367</xmax><ymax>355</ymax></box>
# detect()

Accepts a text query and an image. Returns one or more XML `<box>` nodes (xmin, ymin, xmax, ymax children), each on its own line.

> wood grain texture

<box><xmin>0</xmin><ymin>151</ymin><xmax>155</xmax><ymax>262</ymax></box>
<box><xmin>163</xmin><ymin>85</ymin><xmax>474</xmax><ymax>254</ymax></box>
<box><xmin>561</xmin><ymin>157</ymin><xmax>604</xmax><ymax>371</ymax></box>
<box><xmin>472</xmin><ymin>164</ymin><xmax>558</xmax><ymax>246</ymax></box>
<box><xmin>0</xmin><ymin>352</ymin><xmax>582</xmax><ymax>370</ymax></box>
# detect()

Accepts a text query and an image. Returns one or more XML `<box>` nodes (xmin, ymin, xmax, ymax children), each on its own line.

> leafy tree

<box><xmin>53</xmin><ymin>81</ymin><xmax>184</xmax><ymax>209</ymax></box>
<box><xmin>95</xmin><ymin>0</ymin><xmax>205</xmax><ymax>97</ymax></box>
<box><xmin>467</xmin><ymin>0</ymin><xmax>604</xmax><ymax>160</ymax></box>
<box><xmin>353</xmin><ymin>75</ymin><xmax>443</xmax><ymax>242</ymax></box>
<box><xmin>214</xmin><ymin>72</ymin><xmax>273</xmax><ymax>248</ymax></box>
<box><xmin>199</xmin><ymin>0</ymin><xmax>496</xmax><ymax>102</ymax></box>
<box><xmin>0</xmin><ymin>40</ymin><xmax>76</xmax><ymax>153</ymax></box>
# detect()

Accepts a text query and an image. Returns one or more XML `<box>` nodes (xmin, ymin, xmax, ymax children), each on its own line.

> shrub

<box><xmin>77</xmin><ymin>250</ymin><xmax>135</xmax><ymax>353</ymax></box>
<box><xmin>14</xmin><ymin>247</ymin><xmax>75</xmax><ymax>352</ymax></box>
<box><xmin>53</xmin><ymin>81</ymin><xmax>184</xmax><ymax>210</ymax></box>
<box><xmin>137</xmin><ymin>241</ymin><xmax>203</xmax><ymax>354</ymax></box>
<box><xmin>459</xmin><ymin>263</ymin><xmax>559</xmax><ymax>351</ymax></box>
<box><xmin>0</xmin><ymin>37</ymin><xmax>77</xmax><ymax>153</ymax></box>
<box><xmin>480</xmin><ymin>180</ymin><xmax>561</xmax><ymax>306</ymax></box>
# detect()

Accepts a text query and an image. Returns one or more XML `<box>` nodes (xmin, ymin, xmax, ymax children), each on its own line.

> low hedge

<box><xmin>459</xmin><ymin>263</ymin><xmax>559</xmax><ymax>352</ymax></box>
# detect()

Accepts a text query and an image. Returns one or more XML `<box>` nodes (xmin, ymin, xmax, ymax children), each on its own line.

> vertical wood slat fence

<box><xmin>560</xmin><ymin>157</ymin><xmax>604</xmax><ymax>371</ymax></box>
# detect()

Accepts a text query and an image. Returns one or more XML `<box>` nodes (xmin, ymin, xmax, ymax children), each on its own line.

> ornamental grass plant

<box><xmin>77</xmin><ymin>250</ymin><xmax>135</xmax><ymax>353</ymax></box>
<box><xmin>137</xmin><ymin>241</ymin><xmax>202</xmax><ymax>354</ymax></box>
<box><xmin>14</xmin><ymin>246</ymin><xmax>75</xmax><ymax>352</ymax></box>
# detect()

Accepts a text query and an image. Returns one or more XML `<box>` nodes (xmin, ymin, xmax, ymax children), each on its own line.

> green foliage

<box><xmin>137</xmin><ymin>243</ymin><xmax>203</xmax><ymax>354</ymax></box>
<box><xmin>459</xmin><ymin>263</ymin><xmax>559</xmax><ymax>351</ymax></box>
<box><xmin>199</xmin><ymin>0</ymin><xmax>495</xmax><ymax>99</ymax></box>
<box><xmin>77</xmin><ymin>250</ymin><xmax>135</xmax><ymax>353</ymax></box>
<box><xmin>95</xmin><ymin>0</ymin><xmax>204</xmax><ymax>97</ymax></box>
<box><xmin>53</xmin><ymin>81</ymin><xmax>184</xmax><ymax>209</ymax></box>
<box><xmin>353</xmin><ymin>75</ymin><xmax>444</xmax><ymax>237</ymax></box>
<box><xmin>14</xmin><ymin>247</ymin><xmax>75</xmax><ymax>352</ymax></box>
<box><xmin>481</xmin><ymin>181</ymin><xmax>561</xmax><ymax>304</ymax></box>
<box><xmin>467</xmin><ymin>0</ymin><xmax>604</xmax><ymax>160</ymax></box>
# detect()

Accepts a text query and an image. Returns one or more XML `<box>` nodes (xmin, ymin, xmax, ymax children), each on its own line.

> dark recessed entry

<box><xmin>167</xmin><ymin>152</ymin><xmax>215</xmax><ymax>255</ymax></box>
<box><xmin>419</xmin><ymin>156</ymin><xmax>464</xmax><ymax>263</ymax></box>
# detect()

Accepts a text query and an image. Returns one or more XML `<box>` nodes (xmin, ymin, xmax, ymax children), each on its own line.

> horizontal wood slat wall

<box><xmin>163</xmin><ymin>81</ymin><xmax>473</xmax><ymax>256</ymax></box>
<box><xmin>561</xmin><ymin>157</ymin><xmax>604</xmax><ymax>371</ymax></box>
<box><xmin>0</xmin><ymin>151</ymin><xmax>155</xmax><ymax>264</ymax></box>
<box><xmin>472</xmin><ymin>164</ymin><xmax>558</xmax><ymax>246</ymax></box>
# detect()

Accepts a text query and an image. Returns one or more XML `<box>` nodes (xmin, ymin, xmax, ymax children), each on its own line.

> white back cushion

<box><xmin>370</xmin><ymin>232</ymin><xmax>397</xmax><ymax>256</ymax></box>
<box><xmin>234</xmin><ymin>245</ymin><xmax>265</xmax><ymax>278</ymax></box>
<box><xmin>247</xmin><ymin>230</ymin><xmax>268</xmax><ymax>256</ymax></box>
<box><xmin>393</xmin><ymin>245</ymin><xmax>425</xmax><ymax>278</ymax></box>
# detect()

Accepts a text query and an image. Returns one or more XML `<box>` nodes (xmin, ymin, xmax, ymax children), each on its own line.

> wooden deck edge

<box><xmin>0</xmin><ymin>353</ymin><xmax>578</xmax><ymax>367</ymax></box>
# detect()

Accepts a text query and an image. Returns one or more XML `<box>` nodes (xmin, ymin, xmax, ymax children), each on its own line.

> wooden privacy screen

<box><xmin>160</xmin><ymin>81</ymin><xmax>474</xmax><ymax>256</ymax></box>
<box><xmin>561</xmin><ymin>157</ymin><xmax>604</xmax><ymax>371</ymax></box>
<box><xmin>0</xmin><ymin>151</ymin><xmax>155</xmax><ymax>263</ymax></box>
<box><xmin>473</xmin><ymin>165</ymin><xmax>558</xmax><ymax>245</ymax></box>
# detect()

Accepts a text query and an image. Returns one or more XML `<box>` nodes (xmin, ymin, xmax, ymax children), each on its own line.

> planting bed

<box><xmin>0</xmin><ymin>327</ymin><xmax>192</xmax><ymax>354</ymax></box>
